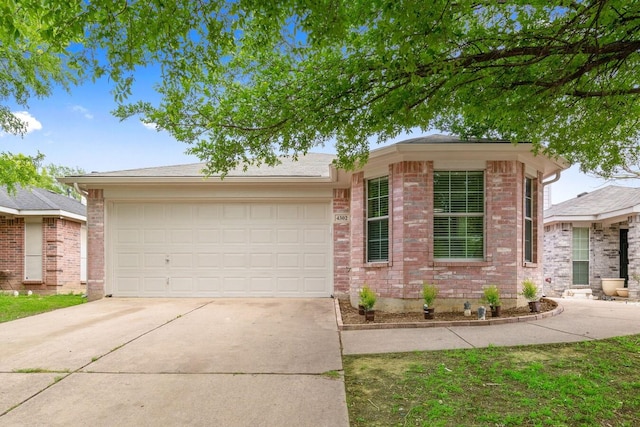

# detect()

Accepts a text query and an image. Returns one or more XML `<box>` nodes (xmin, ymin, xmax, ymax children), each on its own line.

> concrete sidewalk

<box><xmin>341</xmin><ymin>298</ymin><xmax>640</xmax><ymax>355</ymax></box>
<box><xmin>0</xmin><ymin>298</ymin><xmax>348</xmax><ymax>427</ymax></box>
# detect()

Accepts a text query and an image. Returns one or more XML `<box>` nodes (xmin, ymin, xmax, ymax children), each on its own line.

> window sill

<box><xmin>523</xmin><ymin>262</ymin><xmax>538</xmax><ymax>268</ymax></box>
<box><xmin>432</xmin><ymin>260</ymin><xmax>492</xmax><ymax>267</ymax></box>
<box><xmin>23</xmin><ymin>281</ymin><xmax>43</xmax><ymax>285</ymax></box>
<box><xmin>364</xmin><ymin>261</ymin><xmax>390</xmax><ymax>268</ymax></box>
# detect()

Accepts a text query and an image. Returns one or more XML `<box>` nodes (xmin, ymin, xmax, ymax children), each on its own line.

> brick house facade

<box><xmin>544</xmin><ymin>186</ymin><xmax>640</xmax><ymax>300</ymax></box>
<box><xmin>0</xmin><ymin>187</ymin><xmax>86</xmax><ymax>294</ymax></box>
<box><xmin>65</xmin><ymin>136</ymin><xmax>566</xmax><ymax>307</ymax></box>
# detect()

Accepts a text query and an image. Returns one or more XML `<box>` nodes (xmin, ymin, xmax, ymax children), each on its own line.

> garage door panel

<box><xmin>223</xmin><ymin>229</ymin><xmax>247</xmax><ymax>244</ymax></box>
<box><xmin>277</xmin><ymin>253</ymin><xmax>301</xmax><ymax>268</ymax></box>
<box><xmin>277</xmin><ymin>229</ymin><xmax>299</xmax><ymax>244</ymax></box>
<box><xmin>143</xmin><ymin>205</ymin><xmax>165</xmax><ymax>224</ymax></box>
<box><xmin>223</xmin><ymin>277</ymin><xmax>248</xmax><ymax>293</ymax></box>
<box><xmin>144</xmin><ymin>229</ymin><xmax>166</xmax><ymax>244</ymax></box>
<box><xmin>223</xmin><ymin>205</ymin><xmax>246</xmax><ymax>220</ymax></box>
<box><xmin>169</xmin><ymin>229</ymin><xmax>193</xmax><ymax>244</ymax></box>
<box><xmin>116</xmin><ymin>230</ymin><xmax>140</xmax><ymax>244</ymax></box>
<box><xmin>110</xmin><ymin>201</ymin><xmax>331</xmax><ymax>297</ymax></box>
<box><xmin>304</xmin><ymin>254</ymin><xmax>327</xmax><ymax>268</ymax></box>
<box><xmin>223</xmin><ymin>253</ymin><xmax>247</xmax><ymax>268</ymax></box>
<box><xmin>197</xmin><ymin>229</ymin><xmax>220</xmax><ymax>243</ymax></box>
<box><xmin>143</xmin><ymin>253</ymin><xmax>167</xmax><ymax>269</ymax></box>
<box><xmin>169</xmin><ymin>277</ymin><xmax>194</xmax><ymax>293</ymax></box>
<box><xmin>195</xmin><ymin>253</ymin><xmax>219</xmax><ymax>267</ymax></box>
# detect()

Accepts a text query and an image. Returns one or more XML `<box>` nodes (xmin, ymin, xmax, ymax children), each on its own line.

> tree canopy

<box><xmin>2</xmin><ymin>0</ymin><xmax>639</xmax><ymax>177</ymax></box>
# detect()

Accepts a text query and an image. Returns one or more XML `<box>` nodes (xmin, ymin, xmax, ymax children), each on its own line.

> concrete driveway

<box><xmin>0</xmin><ymin>298</ymin><xmax>348</xmax><ymax>426</ymax></box>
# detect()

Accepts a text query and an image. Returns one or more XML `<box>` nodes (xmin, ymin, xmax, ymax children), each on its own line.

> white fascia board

<box><xmin>366</xmin><ymin>143</ymin><xmax>568</xmax><ymax>177</ymax></box>
<box><xmin>0</xmin><ymin>206</ymin><xmax>19</xmax><ymax>216</ymax></box>
<box><xmin>17</xmin><ymin>210</ymin><xmax>86</xmax><ymax>222</ymax></box>
<box><xmin>544</xmin><ymin>214</ymin><xmax>598</xmax><ymax>225</ymax></box>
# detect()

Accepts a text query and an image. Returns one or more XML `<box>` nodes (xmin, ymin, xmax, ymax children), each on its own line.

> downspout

<box><xmin>541</xmin><ymin>171</ymin><xmax>561</xmax><ymax>187</ymax></box>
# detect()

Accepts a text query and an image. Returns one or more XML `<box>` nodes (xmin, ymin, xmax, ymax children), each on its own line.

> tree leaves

<box><xmin>2</xmin><ymin>0</ymin><xmax>639</xmax><ymax>177</ymax></box>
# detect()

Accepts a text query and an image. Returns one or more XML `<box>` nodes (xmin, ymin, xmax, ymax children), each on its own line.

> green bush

<box><xmin>422</xmin><ymin>283</ymin><xmax>438</xmax><ymax>307</ymax></box>
<box><xmin>483</xmin><ymin>285</ymin><xmax>501</xmax><ymax>307</ymax></box>
<box><xmin>521</xmin><ymin>279</ymin><xmax>539</xmax><ymax>301</ymax></box>
<box><xmin>359</xmin><ymin>286</ymin><xmax>377</xmax><ymax>311</ymax></box>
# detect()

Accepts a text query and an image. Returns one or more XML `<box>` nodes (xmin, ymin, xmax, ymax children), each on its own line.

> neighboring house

<box><xmin>0</xmin><ymin>186</ymin><xmax>87</xmax><ymax>294</ymax></box>
<box><xmin>544</xmin><ymin>185</ymin><xmax>640</xmax><ymax>300</ymax></box>
<box><xmin>60</xmin><ymin>135</ymin><xmax>566</xmax><ymax>310</ymax></box>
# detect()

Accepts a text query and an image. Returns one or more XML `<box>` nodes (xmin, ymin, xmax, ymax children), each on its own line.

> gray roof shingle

<box><xmin>0</xmin><ymin>186</ymin><xmax>86</xmax><ymax>218</ymax></box>
<box><xmin>544</xmin><ymin>185</ymin><xmax>640</xmax><ymax>218</ymax></box>
<box><xmin>73</xmin><ymin>153</ymin><xmax>337</xmax><ymax>178</ymax></box>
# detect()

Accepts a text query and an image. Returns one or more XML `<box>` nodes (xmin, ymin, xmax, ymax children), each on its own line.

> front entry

<box><xmin>620</xmin><ymin>229</ymin><xmax>629</xmax><ymax>286</ymax></box>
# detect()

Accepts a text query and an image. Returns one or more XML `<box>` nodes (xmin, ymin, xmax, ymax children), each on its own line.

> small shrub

<box><xmin>359</xmin><ymin>286</ymin><xmax>377</xmax><ymax>311</ymax></box>
<box><xmin>483</xmin><ymin>285</ymin><xmax>501</xmax><ymax>307</ymax></box>
<box><xmin>422</xmin><ymin>283</ymin><xmax>438</xmax><ymax>307</ymax></box>
<box><xmin>521</xmin><ymin>279</ymin><xmax>539</xmax><ymax>301</ymax></box>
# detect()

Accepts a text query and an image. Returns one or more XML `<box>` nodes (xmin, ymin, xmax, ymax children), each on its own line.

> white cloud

<box><xmin>71</xmin><ymin>105</ymin><xmax>94</xmax><ymax>119</ymax></box>
<box><xmin>12</xmin><ymin>111</ymin><xmax>43</xmax><ymax>134</ymax></box>
<box><xmin>141</xmin><ymin>121</ymin><xmax>158</xmax><ymax>131</ymax></box>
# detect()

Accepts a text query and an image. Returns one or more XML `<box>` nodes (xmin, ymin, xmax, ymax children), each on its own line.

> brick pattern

<box><xmin>544</xmin><ymin>221</ymin><xmax>631</xmax><ymax>298</ymax></box>
<box><xmin>1</xmin><ymin>216</ymin><xmax>83</xmax><ymax>293</ymax></box>
<box><xmin>332</xmin><ymin>188</ymin><xmax>351</xmax><ymax>294</ymax></box>
<box><xmin>0</xmin><ymin>216</ymin><xmax>25</xmax><ymax>290</ymax></box>
<box><xmin>87</xmin><ymin>189</ymin><xmax>105</xmax><ymax>301</ymax></box>
<box><xmin>543</xmin><ymin>223</ymin><xmax>572</xmax><ymax>296</ymax></box>
<box><xmin>625</xmin><ymin>216</ymin><xmax>640</xmax><ymax>299</ymax></box>
<box><xmin>43</xmin><ymin>218</ymin><xmax>83</xmax><ymax>292</ymax></box>
<box><xmin>348</xmin><ymin>160</ymin><xmax>542</xmax><ymax>311</ymax></box>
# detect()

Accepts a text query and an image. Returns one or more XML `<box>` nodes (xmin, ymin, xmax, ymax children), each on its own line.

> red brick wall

<box><xmin>43</xmin><ymin>218</ymin><xmax>83</xmax><ymax>292</ymax></box>
<box><xmin>87</xmin><ymin>189</ymin><xmax>105</xmax><ymax>301</ymax></box>
<box><xmin>332</xmin><ymin>188</ymin><xmax>351</xmax><ymax>294</ymax></box>
<box><xmin>348</xmin><ymin>160</ymin><xmax>542</xmax><ymax>311</ymax></box>
<box><xmin>0</xmin><ymin>217</ymin><xmax>25</xmax><ymax>290</ymax></box>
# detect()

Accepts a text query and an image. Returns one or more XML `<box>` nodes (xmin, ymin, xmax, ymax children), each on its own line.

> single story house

<box><xmin>60</xmin><ymin>135</ymin><xmax>567</xmax><ymax>311</ymax></box>
<box><xmin>0</xmin><ymin>186</ymin><xmax>87</xmax><ymax>294</ymax></box>
<box><xmin>544</xmin><ymin>185</ymin><xmax>640</xmax><ymax>300</ymax></box>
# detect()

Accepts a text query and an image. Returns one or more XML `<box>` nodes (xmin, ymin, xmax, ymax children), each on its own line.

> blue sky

<box><xmin>2</xmin><ymin>77</ymin><xmax>639</xmax><ymax>205</ymax></box>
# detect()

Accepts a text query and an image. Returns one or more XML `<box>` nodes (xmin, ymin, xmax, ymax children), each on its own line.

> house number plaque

<box><xmin>334</xmin><ymin>214</ymin><xmax>350</xmax><ymax>223</ymax></box>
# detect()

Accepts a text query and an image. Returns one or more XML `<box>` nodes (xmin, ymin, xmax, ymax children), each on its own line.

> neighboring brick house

<box><xmin>544</xmin><ymin>185</ymin><xmax>640</xmax><ymax>300</ymax></box>
<box><xmin>60</xmin><ymin>135</ymin><xmax>566</xmax><ymax>310</ymax></box>
<box><xmin>0</xmin><ymin>186</ymin><xmax>87</xmax><ymax>294</ymax></box>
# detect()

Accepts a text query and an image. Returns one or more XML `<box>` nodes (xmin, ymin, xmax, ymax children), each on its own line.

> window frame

<box><xmin>433</xmin><ymin>170</ymin><xmax>485</xmax><ymax>261</ymax></box>
<box><xmin>572</xmin><ymin>227</ymin><xmax>590</xmax><ymax>285</ymax></box>
<box><xmin>366</xmin><ymin>176</ymin><xmax>389</xmax><ymax>263</ymax></box>
<box><xmin>524</xmin><ymin>176</ymin><xmax>535</xmax><ymax>263</ymax></box>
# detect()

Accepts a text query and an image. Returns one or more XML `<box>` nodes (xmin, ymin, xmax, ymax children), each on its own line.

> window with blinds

<box><xmin>524</xmin><ymin>177</ymin><xmax>534</xmax><ymax>263</ymax></box>
<box><xmin>572</xmin><ymin>227</ymin><xmax>589</xmax><ymax>285</ymax></box>
<box><xmin>367</xmin><ymin>176</ymin><xmax>389</xmax><ymax>262</ymax></box>
<box><xmin>433</xmin><ymin>171</ymin><xmax>484</xmax><ymax>260</ymax></box>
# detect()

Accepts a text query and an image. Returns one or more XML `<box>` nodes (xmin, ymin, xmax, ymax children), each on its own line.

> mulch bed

<box><xmin>338</xmin><ymin>298</ymin><xmax>558</xmax><ymax>325</ymax></box>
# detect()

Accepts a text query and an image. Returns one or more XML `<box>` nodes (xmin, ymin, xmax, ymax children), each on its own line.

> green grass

<box><xmin>344</xmin><ymin>335</ymin><xmax>640</xmax><ymax>426</ymax></box>
<box><xmin>0</xmin><ymin>293</ymin><xmax>85</xmax><ymax>323</ymax></box>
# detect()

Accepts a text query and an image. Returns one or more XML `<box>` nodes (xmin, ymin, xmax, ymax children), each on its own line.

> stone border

<box><xmin>334</xmin><ymin>298</ymin><xmax>564</xmax><ymax>331</ymax></box>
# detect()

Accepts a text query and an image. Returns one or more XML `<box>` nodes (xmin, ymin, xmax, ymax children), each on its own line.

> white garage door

<box><xmin>109</xmin><ymin>202</ymin><xmax>332</xmax><ymax>297</ymax></box>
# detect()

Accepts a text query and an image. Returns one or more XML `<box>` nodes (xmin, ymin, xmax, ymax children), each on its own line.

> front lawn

<box><xmin>0</xmin><ymin>293</ymin><xmax>85</xmax><ymax>323</ymax></box>
<box><xmin>344</xmin><ymin>335</ymin><xmax>640</xmax><ymax>426</ymax></box>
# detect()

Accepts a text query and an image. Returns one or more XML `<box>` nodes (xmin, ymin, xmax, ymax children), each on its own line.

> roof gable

<box><xmin>544</xmin><ymin>185</ymin><xmax>640</xmax><ymax>222</ymax></box>
<box><xmin>0</xmin><ymin>186</ymin><xmax>86</xmax><ymax>219</ymax></box>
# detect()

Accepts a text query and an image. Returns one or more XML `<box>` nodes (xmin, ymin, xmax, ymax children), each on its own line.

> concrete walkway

<box><xmin>342</xmin><ymin>298</ymin><xmax>640</xmax><ymax>354</ymax></box>
<box><xmin>2</xmin><ymin>297</ymin><xmax>639</xmax><ymax>426</ymax></box>
<box><xmin>0</xmin><ymin>298</ymin><xmax>348</xmax><ymax>427</ymax></box>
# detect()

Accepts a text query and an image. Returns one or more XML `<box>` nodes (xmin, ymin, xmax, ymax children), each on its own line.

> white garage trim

<box><xmin>107</xmin><ymin>201</ymin><xmax>333</xmax><ymax>297</ymax></box>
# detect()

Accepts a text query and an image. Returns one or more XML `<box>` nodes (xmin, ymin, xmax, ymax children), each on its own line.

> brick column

<box><xmin>332</xmin><ymin>188</ymin><xmax>351</xmax><ymax>294</ymax></box>
<box><xmin>627</xmin><ymin>215</ymin><xmax>640</xmax><ymax>299</ymax></box>
<box><xmin>87</xmin><ymin>189</ymin><xmax>105</xmax><ymax>301</ymax></box>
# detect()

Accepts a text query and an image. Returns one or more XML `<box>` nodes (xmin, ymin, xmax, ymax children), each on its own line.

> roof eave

<box><xmin>13</xmin><ymin>210</ymin><xmax>86</xmax><ymax>222</ymax></box>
